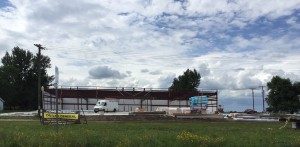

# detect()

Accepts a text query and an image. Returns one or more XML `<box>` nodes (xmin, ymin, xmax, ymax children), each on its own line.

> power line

<box><xmin>46</xmin><ymin>49</ymin><xmax>299</xmax><ymax>62</ymax></box>
<box><xmin>43</xmin><ymin>56</ymin><xmax>300</xmax><ymax>72</ymax></box>
<box><xmin>44</xmin><ymin>45</ymin><xmax>300</xmax><ymax>62</ymax></box>
<box><xmin>46</xmin><ymin>54</ymin><xmax>300</xmax><ymax>71</ymax></box>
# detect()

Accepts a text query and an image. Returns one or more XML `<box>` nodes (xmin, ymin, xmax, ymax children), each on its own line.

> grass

<box><xmin>0</xmin><ymin>121</ymin><xmax>300</xmax><ymax>147</ymax></box>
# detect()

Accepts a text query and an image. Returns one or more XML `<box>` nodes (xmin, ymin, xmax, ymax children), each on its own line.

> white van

<box><xmin>94</xmin><ymin>100</ymin><xmax>118</xmax><ymax>113</ymax></box>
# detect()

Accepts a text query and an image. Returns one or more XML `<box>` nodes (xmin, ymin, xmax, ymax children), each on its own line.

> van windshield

<box><xmin>96</xmin><ymin>102</ymin><xmax>107</xmax><ymax>106</ymax></box>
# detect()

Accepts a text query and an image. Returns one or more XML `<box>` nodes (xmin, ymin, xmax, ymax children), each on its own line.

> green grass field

<box><xmin>0</xmin><ymin>121</ymin><xmax>299</xmax><ymax>147</ymax></box>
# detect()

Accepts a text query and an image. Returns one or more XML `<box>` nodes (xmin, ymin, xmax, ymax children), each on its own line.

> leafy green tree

<box><xmin>266</xmin><ymin>76</ymin><xmax>300</xmax><ymax>113</ymax></box>
<box><xmin>169</xmin><ymin>69</ymin><xmax>201</xmax><ymax>92</ymax></box>
<box><xmin>0</xmin><ymin>64</ymin><xmax>17</xmax><ymax>108</ymax></box>
<box><xmin>0</xmin><ymin>47</ymin><xmax>53</xmax><ymax>110</ymax></box>
<box><xmin>294</xmin><ymin>82</ymin><xmax>300</xmax><ymax>95</ymax></box>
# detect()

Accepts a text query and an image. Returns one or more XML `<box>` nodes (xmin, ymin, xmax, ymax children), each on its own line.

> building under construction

<box><xmin>43</xmin><ymin>86</ymin><xmax>218</xmax><ymax>113</ymax></box>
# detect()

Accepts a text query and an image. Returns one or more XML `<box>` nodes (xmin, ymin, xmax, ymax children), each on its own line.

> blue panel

<box><xmin>189</xmin><ymin>96</ymin><xmax>208</xmax><ymax>110</ymax></box>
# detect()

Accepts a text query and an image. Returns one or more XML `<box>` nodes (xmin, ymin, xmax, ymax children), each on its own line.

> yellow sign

<box><xmin>44</xmin><ymin>112</ymin><xmax>78</xmax><ymax>120</ymax></box>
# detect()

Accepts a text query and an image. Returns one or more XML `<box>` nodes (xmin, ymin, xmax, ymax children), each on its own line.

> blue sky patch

<box><xmin>0</xmin><ymin>0</ymin><xmax>12</xmax><ymax>8</ymax></box>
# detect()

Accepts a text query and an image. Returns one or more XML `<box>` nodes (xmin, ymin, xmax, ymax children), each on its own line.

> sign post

<box><xmin>41</xmin><ymin>86</ymin><xmax>44</xmax><ymax>124</ymax></box>
<box><xmin>55</xmin><ymin>66</ymin><xmax>59</xmax><ymax>133</ymax></box>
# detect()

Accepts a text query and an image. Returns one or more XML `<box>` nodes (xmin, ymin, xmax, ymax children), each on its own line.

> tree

<box><xmin>266</xmin><ymin>76</ymin><xmax>300</xmax><ymax>113</ymax></box>
<box><xmin>294</xmin><ymin>82</ymin><xmax>300</xmax><ymax>95</ymax></box>
<box><xmin>169</xmin><ymin>69</ymin><xmax>201</xmax><ymax>92</ymax></box>
<box><xmin>0</xmin><ymin>47</ymin><xmax>54</xmax><ymax>110</ymax></box>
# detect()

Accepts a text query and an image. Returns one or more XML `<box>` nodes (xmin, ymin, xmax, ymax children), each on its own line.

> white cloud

<box><xmin>141</xmin><ymin>69</ymin><xmax>149</xmax><ymax>73</ymax></box>
<box><xmin>89</xmin><ymin>66</ymin><xmax>128</xmax><ymax>79</ymax></box>
<box><xmin>1</xmin><ymin>0</ymin><xmax>300</xmax><ymax>111</ymax></box>
<box><xmin>60</xmin><ymin>77</ymin><xmax>91</xmax><ymax>86</ymax></box>
<box><xmin>286</xmin><ymin>16</ymin><xmax>300</xmax><ymax>29</ymax></box>
<box><xmin>158</xmin><ymin>73</ymin><xmax>176</xmax><ymax>88</ymax></box>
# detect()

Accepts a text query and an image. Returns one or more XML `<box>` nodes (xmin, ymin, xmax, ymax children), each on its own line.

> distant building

<box><xmin>0</xmin><ymin>97</ymin><xmax>4</xmax><ymax>111</ymax></box>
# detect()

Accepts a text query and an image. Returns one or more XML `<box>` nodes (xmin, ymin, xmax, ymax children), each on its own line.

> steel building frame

<box><xmin>43</xmin><ymin>86</ymin><xmax>218</xmax><ymax>112</ymax></box>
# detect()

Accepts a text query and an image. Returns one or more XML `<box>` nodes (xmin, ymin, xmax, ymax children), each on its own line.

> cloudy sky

<box><xmin>1</xmin><ymin>0</ymin><xmax>300</xmax><ymax>111</ymax></box>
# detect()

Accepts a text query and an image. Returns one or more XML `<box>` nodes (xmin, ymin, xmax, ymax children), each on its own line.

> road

<box><xmin>0</xmin><ymin>110</ymin><xmax>129</xmax><ymax>116</ymax></box>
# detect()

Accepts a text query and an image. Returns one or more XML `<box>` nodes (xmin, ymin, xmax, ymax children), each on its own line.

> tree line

<box><xmin>0</xmin><ymin>47</ymin><xmax>53</xmax><ymax>110</ymax></box>
<box><xmin>266</xmin><ymin>76</ymin><xmax>300</xmax><ymax>113</ymax></box>
<box><xmin>169</xmin><ymin>69</ymin><xmax>300</xmax><ymax>114</ymax></box>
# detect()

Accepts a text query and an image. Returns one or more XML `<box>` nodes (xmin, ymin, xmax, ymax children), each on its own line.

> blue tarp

<box><xmin>189</xmin><ymin>96</ymin><xmax>208</xmax><ymax>110</ymax></box>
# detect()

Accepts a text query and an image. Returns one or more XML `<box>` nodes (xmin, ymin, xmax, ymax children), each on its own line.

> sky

<box><xmin>0</xmin><ymin>0</ymin><xmax>300</xmax><ymax>112</ymax></box>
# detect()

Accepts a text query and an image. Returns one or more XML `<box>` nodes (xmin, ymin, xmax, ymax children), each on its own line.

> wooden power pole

<box><xmin>34</xmin><ymin>44</ymin><xmax>45</xmax><ymax>119</ymax></box>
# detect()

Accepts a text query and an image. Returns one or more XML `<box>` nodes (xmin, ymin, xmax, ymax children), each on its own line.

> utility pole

<box><xmin>34</xmin><ymin>44</ymin><xmax>46</xmax><ymax>119</ymax></box>
<box><xmin>259</xmin><ymin>86</ymin><xmax>265</xmax><ymax>112</ymax></box>
<box><xmin>250</xmin><ymin>88</ymin><xmax>255</xmax><ymax>110</ymax></box>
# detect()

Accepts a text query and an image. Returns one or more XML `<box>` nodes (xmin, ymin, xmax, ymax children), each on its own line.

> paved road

<box><xmin>0</xmin><ymin>110</ymin><xmax>129</xmax><ymax>116</ymax></box>
<box><xmin>0</xmin><ymin>111</ymin><xmax>37</xmax><ymax>116</ymax></box>
<box><xmin>84</xmin><ymin>111</ymin><xmax>129</xmax><ymax>116</ymax></box>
